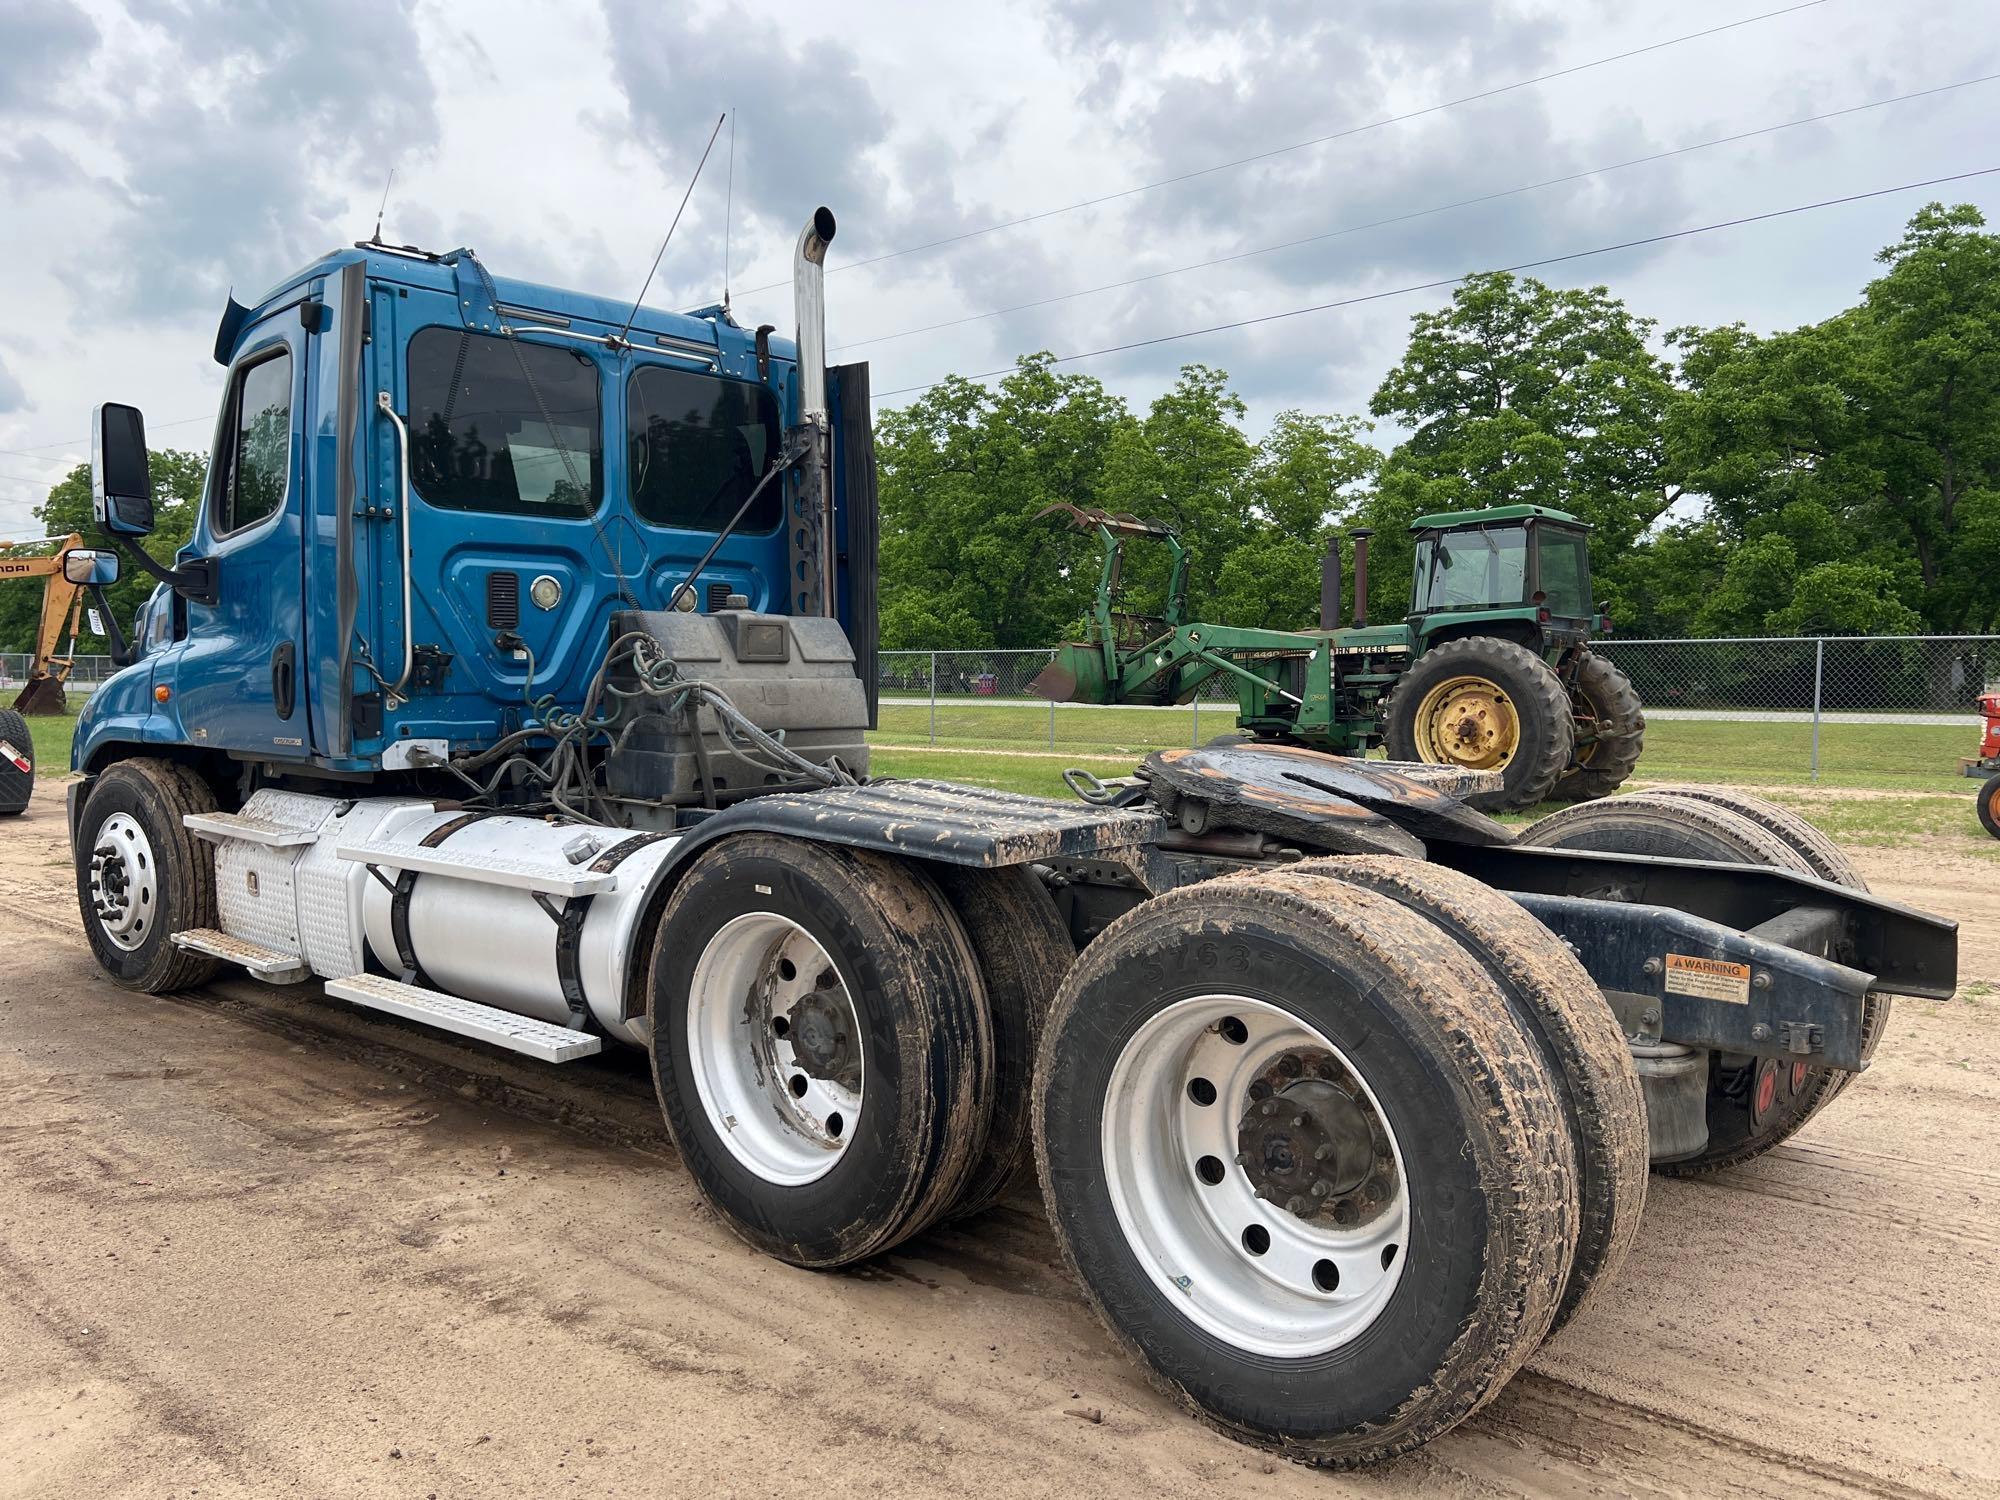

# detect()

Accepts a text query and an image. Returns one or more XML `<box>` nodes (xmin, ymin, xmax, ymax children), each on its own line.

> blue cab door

<box><xmin>171</xmin><ymin>313</ymin><xmax>313</xmax><ymax>757</ymax></box>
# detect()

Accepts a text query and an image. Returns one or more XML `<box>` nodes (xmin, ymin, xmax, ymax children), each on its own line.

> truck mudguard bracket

<box><xmin>1437</xmin><ymin>842</ymin><xmax>1958</xmax><ymax>999</ymax></box>
<box><xmin>1511</xmin><ymin>892</ymin><xmax>1876</xmax><ymax>1070</ymax></box>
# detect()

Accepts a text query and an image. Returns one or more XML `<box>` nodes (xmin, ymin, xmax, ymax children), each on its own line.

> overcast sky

<box><xmin>2</xmin><ymin>0</ymin><xmax>1996</xmax><ymax>537</ymax></box>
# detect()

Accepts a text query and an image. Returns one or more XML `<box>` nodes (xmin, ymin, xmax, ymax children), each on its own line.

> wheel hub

<box><xmin>1236</xmin><ymin>1053</ymin><xmax>1397</xmax><ymax>1226</ymax></box>
<box><xmin>88</xmin><ymin>812</ymin><xmax>157</xmax><ymax>952</ymax></box>
<box><xmin>1413</xmin><ymin>676</ymin><xmax>1519</xmax><ymax>770</ymax></box>
<box><xmin>786</xmin><ymin>978</ymin><xmax>861</xmax><ymax>1093</ymax></box>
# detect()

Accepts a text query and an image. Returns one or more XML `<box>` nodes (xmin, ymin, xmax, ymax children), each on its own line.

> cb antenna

<box><xmin>723</xmin><ymin>107</ymin><xmax>736</xmax><ymax>313</ymax></box>
<box><xmin>369</xmin><ymin>167</ymin><xmax>396</xmax><ymax>244</ymax></box>
<box><xmin>616</xmin><ymin>111</ymin><xmax>727</xmax><ymax>346</ymax></box>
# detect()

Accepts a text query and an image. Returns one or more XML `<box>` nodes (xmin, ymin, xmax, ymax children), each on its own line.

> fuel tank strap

<box><xmin>552</xmin><ymin>832</ymin><xmax>676</xmax><ymax>1025</ymax></box>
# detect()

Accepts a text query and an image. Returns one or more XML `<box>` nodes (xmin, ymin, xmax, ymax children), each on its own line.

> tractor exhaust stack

<box><xmin>1349</xmin><ymin>529</ymin><xmax>1374</xmax><ymax>628</ymax></box>
<box><xmin>1319</xmin><ymin>535</ymin><xmax>1342</xmax><ymax>631</ymax></box>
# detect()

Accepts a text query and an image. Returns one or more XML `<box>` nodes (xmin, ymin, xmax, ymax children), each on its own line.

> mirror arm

<box><xmin>87</xmin><ymin>583</ymin><xmax>135</xmax><ymax>668</ymax></box>
<box><xmin>99</xmin><ymin>531</ymin><xmax>217</xmax><ymax>607</ymax></box>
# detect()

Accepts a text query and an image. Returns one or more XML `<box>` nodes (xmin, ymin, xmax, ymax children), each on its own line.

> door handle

<box><xmin>272</xmin><ymin>640</ymin><xmax>297</xmax><ymax>720</ymax></box>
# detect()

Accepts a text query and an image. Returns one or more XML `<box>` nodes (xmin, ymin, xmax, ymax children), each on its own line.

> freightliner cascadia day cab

<box><xmin>61</xmin><ymin>208</ymin><xmax>1957</xmax><ymax>1469</ymax></box>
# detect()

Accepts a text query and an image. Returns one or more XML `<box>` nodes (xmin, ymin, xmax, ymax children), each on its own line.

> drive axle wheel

<box><xmin>649</xmin><ymin>835</ymin><xmax>993</xmax><ymax>1268</ymax></box>
<box><xmin>1382</xmin><ymin>637</ymin><xmax>1573</xmax><ymax>812</ymax></box>
<box><xmin>1035</xmin><ymin>869</ymin><xmax>1577</xmax><ymax>1467</ymax></box>
<box><xmin>74</xmin><ymin>759</ymin><xmax>222</xmax><ymax>992</ymax></box>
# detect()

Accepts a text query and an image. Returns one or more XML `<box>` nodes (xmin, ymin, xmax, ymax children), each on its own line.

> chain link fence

<box><xmin>0</xmin><ymin>652</ymin><xmax>118</xmax><ymax>697</ymax></box>
<box><xmin>880</xmin><ymin>637</ymin><xmax>2000</xmax><ymax>788</ymax></box>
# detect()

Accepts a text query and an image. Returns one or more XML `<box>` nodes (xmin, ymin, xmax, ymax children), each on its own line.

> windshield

<box><xmin>1536</xmin><ymin>527</ymin><xmax>1592</xmax><ymax>616</ymax></box>
<box><xmin>1414</xmin><ymin>526</ymin><xmax>1528</xmax><ymax>612</ymax></box>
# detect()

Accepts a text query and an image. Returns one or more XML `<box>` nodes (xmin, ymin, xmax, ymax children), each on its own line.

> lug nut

<box><xmin>1313</xmin><ymin>1144</ymin><xmax>1332</xmax><ymax>1161</ymax></box>
<box><xmin>1292</xmin><ymin>1113</ymin><xmax>1308</xmax><ymax>1128</ymax></box>
<box><xmin>1311</xmin><ymin>1182</ymin><xmax>1329</xmax><ymax>1198</ymax></box>
<box><xmin>1286</xmin><ymin>1195</ymin><xmax>1307</xmax><ymax>1214</ymax></box>
<box><xmin>1260</xmin><ymin>1101</ymin><xmax>1277</xmax><ymax>1117</ymax></box>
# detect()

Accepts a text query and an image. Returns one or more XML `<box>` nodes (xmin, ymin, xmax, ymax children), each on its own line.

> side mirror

<box><xmin>63</xmin><ymin>548</ymin><xmax>121</xmax><ymax>586</ymax></box>
<box><xmin>91</xmin><ymin>402</ymin><xmax>156</xmax><ymax>537</ymax></box>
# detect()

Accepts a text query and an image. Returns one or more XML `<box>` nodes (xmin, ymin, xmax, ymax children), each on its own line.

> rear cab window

<box><xmin>627</xmin><ymin>364</ymin><xmax>781</xmax><ymax>532</ymax></box>
<box><xmin>407</xmin><ymin>327</ymin><xmax>603</xmax><ymax>514</ymax></box>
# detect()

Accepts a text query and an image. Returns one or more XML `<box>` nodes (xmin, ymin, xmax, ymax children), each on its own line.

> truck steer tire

<box><xmin>1382</xmin><ymin>637</ymin><xmax>1573</xmax><ymax>813</ymax></box>
<box><xmin>1520</xmin><ymin>792</ymin><xmax>1884</xmax><ymax>1175</ymax></box>
<box><xmin>74</xmin><ymin>759</ymin><xmax>223</xmax><ymax>992</ymax></box>
<box><xmin>1033</xmin><ymin>869</ymin><xmax>1577</xmax><ymax>1468</ymax></box>
<box><xmin>648</xmin><ymin>835</ymin><xmax>994</xmax><ymax>1268</ymax></box>
<box><xmin>930</xmin><ymin>864</ymin><xmax>1074</xmax><ymax>1220</ymax></box>
<box><xmin>1294</xmin><ymin>855</ymin><xmax>1647</xmax><ymax>1337</ymax></box>
<box><xmin>0</xmin><ymin>707</ymin><xmax>32</xmax><ymax>816</ymax></box>
<box><xmin>1550</xmin><ymin>652</ymin><xmax>1645</xmax><ymax>803</ymax></box>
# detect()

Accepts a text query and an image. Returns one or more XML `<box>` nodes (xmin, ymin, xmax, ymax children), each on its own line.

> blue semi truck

<box><xmin>57</xmin><ymin>208</ymin><xmax>1955</xmax><ymax>1468</ymax></box>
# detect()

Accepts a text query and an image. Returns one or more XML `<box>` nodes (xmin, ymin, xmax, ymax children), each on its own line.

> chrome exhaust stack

<box><xmin>794</xmin><ymin>207</ymin><xmax>835</xmax><ymax>427</ymax></box>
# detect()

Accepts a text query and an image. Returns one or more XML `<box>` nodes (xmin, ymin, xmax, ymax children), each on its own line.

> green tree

<box><xmin>875</xmin><ymin>354</ymin><xmax>1132</xmax><ymax>649</ymax></box>
<box><xmin>0</xmin><ymin>450</ymin><xmax>207</xmax><ymax>655</ymax></box>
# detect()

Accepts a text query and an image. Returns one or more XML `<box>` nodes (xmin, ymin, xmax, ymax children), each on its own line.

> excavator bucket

<box><xmin>13</xmin><ymin>675</ymin><xmax>67</xmax><ymax>715</ymax></box>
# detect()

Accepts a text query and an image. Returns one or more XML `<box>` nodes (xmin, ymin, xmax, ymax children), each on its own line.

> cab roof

<box><xmin>1409</xmin><ymin>503</ymin><xmax>1587</xmax><ymax>532</ymax></box>
<box><xmin>220</xmin><ymin>241</ymin><xmax>792</xmax><ymax>370</ymax></box>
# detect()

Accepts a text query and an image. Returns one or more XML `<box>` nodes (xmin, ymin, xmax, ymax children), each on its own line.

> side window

<box><xmin>627</xmin><ymin>364</ymin><xmax>781</xmax><ymax>532</ymax></box>
<box><xmin>408</xmin><ymin>327</ymin><xmax>603</xmax><ymax>515</ymax></box>
<box><xmin>212</xmin><ymin>350</ymin><xmax>292</xmax><ymax>536</ymax></box>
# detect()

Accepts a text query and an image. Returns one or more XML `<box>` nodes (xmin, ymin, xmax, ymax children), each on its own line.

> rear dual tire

<box><xmin>1034</xmin><ymin>867</ymin><xmax>1588</xmax><ymax>1467</ymax></box>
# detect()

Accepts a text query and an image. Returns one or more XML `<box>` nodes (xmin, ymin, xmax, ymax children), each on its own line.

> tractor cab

<box><xmin>1408</xmin><ymin>504</ymin><xmax>1594</xmax><ymax>650</ymax></box>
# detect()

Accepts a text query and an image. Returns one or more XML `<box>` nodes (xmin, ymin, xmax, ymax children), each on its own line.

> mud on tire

<box><xmin>1520</xmin><ymin>789</ymin><xmax>1883</xmax><ymax>1176</ymax></box>
<box><xmin>1033</xmin><ymin>868</ymin><xmax>1577</xmax><ymax>1468</ymax></box>
<box><xmin>648</xmin><ymin>834</ymin><xmax>994</xmax><ymax>1268</ymax></box>
<box><xmin>1294</xmin><ymin>855</ymin><xmax>1647</xmax><ymax>1336</ymax></box>
<box><xmin>74</xmin><ymin>759</ymin><xmax>224</xmax><ymax>992</ymax></box>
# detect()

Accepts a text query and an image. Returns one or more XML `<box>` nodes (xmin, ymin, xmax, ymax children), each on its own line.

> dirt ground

<box><xmin>2</xmin><ymin>776</ymin><xmax>1996</xmax><ymax>1499</ymax></box>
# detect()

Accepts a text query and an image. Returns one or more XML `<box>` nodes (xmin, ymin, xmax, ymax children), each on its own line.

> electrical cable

<box><xmin>872</xmin><ymin>164</ymin><xmax>2000</xmax><ymax>401</ymax></box>
<box><xmin>836</xmin><ymin>72</ymin><xmax>2000</xmax><ymax>354</ymax></box>
<box><xmin>732</xmin><ymin>0</ymin><xmax>1831</xmax><ymax>297</ymax></box>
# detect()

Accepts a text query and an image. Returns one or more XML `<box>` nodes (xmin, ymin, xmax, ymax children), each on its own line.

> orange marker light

<box><xmin>154</xmin><ymin>685</ymin><xmax>171</xmax><ymax>703</ymax></box>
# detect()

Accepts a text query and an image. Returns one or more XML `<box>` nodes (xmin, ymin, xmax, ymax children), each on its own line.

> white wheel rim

<box><xmin>88</xmin><ymin>812</ymin><xmax>159</xmax><ymax>952</ymax></box>
<box><xmin>686</xmin><ymin>912</ymin><xmax>863</xmax><ymax>1186</ymax></box>
<box><xmin>1102</xmin><ymin>995</ymin><xmax>1410</xmax><ymax>1357</ymax></box>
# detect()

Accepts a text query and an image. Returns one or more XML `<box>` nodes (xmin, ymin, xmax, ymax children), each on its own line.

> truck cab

<box><xmin>73</xmin><ymin>220</ymin><xmax>877</xmax><ymax>816</ymax></box>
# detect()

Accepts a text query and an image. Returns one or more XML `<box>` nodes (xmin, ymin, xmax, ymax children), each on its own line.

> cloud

<box><xmin>0</xmin><ymin>353</ymin><xmax>28</xmax><ymax>415</ymax></box>
<box><xmin>0</xmin><ymin>0</ymin><xmax>97</xmax><ymax>115</ymax></box>
<box><xmin>73</xmin><ymin>0</ymin><xmax>441</xmax><ymax>316</ymax></box>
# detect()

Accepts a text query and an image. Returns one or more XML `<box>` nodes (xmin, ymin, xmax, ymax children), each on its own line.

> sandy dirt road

<box><xmin>2</xmin><ymin>777</ymin><xmax>1997</xmax><ymax>1499</ymax></box>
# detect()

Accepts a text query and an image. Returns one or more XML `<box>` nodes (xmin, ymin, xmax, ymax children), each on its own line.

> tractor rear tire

<box><xmin>73</xmin><ymin>758</ymin><xmax>223</xmax><ymax>992</ymax></box>
<box><xmin>1033</xmin><ymin>868</ymin><xmax>1577</xmax><ymax>1468</ymax></box>
<box><xmin>1550</xmin><ymin>651</ymin><xmax>1645</xmax><ymax>803</ymax></box>
<box><xmin>930</xmin><ymin>864</ymin><xmax>1074</xmax><ymax>1220</ymax></box>
<box><xmin>648</xmin><ymin>835</ymin><xmax>994</xmax><ymax>1268</ymax></box>
<box><xmin>1520</xmin><ymin>791</ymin><xmax>1884</xmax><ymax>1176</ymax></box>
<box><xmin>0</xmin><ymin>707</ymin><xmax>33</xmax><ymax>816</ymax></box>
<box><xmin>1294</xmin><ymin>855</ymin><xmax>1647</xmax><ymax>1337</ymax></box>
<box><xmin>1979</xmin><ymin>774</ymin><xmax>2000</xmax><ymax>840</ymax></box>
<box><xmin>1382</xmin><ymin>637</ymin><xmax>1573</xmax><ymax>813</ymax></box>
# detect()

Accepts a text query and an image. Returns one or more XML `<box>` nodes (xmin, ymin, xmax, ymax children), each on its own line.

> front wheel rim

<box><xmin>1102</xmin><ymin>995</ymin><xmax>1410</xmax><ymax>1357</ymax></box>
<box><xmin>686</xmin><ymin>912</ymin><xmax>864</xmax><ymax>1186</ymax></box>
<box><xmin>89</xmin><ymin>812</ymin><xmax>158</xmax><ymax>952</ymax></box>
<box><xmin>1413</xmin><ymin>676</ymin><xmax>1520</xmax><ymax>770</ymax></box>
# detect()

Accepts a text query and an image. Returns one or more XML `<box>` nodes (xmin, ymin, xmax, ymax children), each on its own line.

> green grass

<box><xmin>15</xmin><ymin>710</ymin><xmax>79</xmax><ymax>773</ymax></box>
<box><xmin>874</xmin><ymin>702</ymin><xmax>1977</xmax><ymax>793</ymax></box>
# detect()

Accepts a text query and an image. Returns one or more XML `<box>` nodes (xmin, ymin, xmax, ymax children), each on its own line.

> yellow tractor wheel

<box><xmin>1382</xmin><ymin>637</ymin><xmax>1574</xmax><ymax>812</ymax></box>
<box><xmin>1408</xmin><ymin>676</ymin><xmax>1521</xmax><ymax>771</ymax></box>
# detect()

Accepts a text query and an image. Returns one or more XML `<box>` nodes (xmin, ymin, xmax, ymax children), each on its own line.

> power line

<box><xmin>737</xmin><ymin>0</ymin><xmax>1830</xmax><ymax>297</ymax></box>
<box><xmin>837</xmin><ymin>72</ymin><xmax>2000</xmax><ymax>354</ymax></box>
<box><xmin>871</xmin><ymin>164</ymin><xmax>2000</xmax><ymax>401</ymax></box>
<box><xmin>0</xmin><ymin>411</ymin><xmax>213</xmax><ymax>461</ymax></box>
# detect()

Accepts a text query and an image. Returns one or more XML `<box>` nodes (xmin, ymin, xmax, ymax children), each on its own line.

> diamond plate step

<box><xmin>324</xmin><ymin>975</ymin><xmax>602</xmax><ymax>1063</ymax></box>
<box><xmin>171</xmin><ymin>927</ymin><xmax>311</xmax><ymax>982</ymax></box>
<box><xmin>183</xmin><ymin>811</ymin><xmax>320</xmax><ymax>848</ymax></box>
<box><xmin>333</xmin><ymin>841</ymin><xmax>619</xmax><ymax>897</ymax></box>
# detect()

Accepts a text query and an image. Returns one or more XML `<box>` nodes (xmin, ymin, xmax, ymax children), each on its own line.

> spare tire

<box><xmin>0</xmin><ymin>707</ymin><xmax>33</xmax><ymax>816</ymax></box>
<box><xmin>1381</xmin><ymin>637</ymin><xmax>1573</xmax><ymax>813</ymax></box>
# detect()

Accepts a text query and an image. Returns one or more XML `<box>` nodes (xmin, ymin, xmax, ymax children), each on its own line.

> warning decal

<box><xmin>1663</xmin><ymin>953</ymin><xmax>1752</xmax><ymax>1005</ymax></box>
<box><xmin>0</xmin><ymin>740</ymin><xmax>27</xmax><ymax>773</ymax></box>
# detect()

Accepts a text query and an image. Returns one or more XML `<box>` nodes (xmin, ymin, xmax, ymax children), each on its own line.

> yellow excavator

<box><xmin>1</xmin><ymin>533</ymin><xmax>89</xmax><ymax>713</ymax></box>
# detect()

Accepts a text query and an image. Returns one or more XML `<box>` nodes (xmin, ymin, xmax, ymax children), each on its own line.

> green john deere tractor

<box><xmin>1029</xmin><ymin>502</ymin><xmax>1645</xmax><ymax>812</ymax></box>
